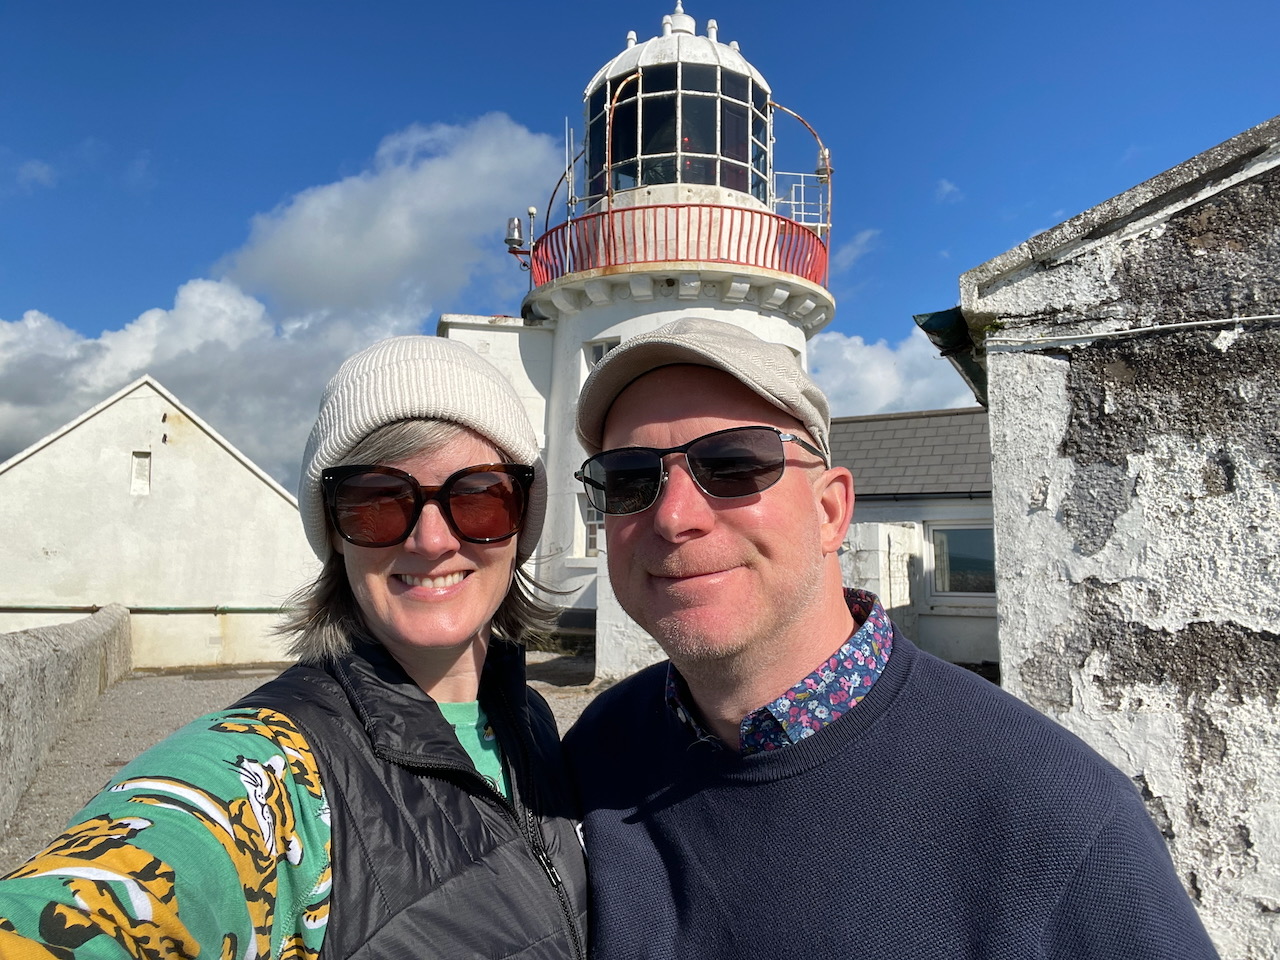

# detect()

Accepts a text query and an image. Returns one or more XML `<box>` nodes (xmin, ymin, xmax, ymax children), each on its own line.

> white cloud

<box><xmin>808</xmin><ymin>327</ymin><xmax>977</xmax><ymax>417</ymax></box>
<box><xmin>0</xmin><ymin>113</ymin><xmax>565</xmax><ymax>488</ymax></box>
<box><xmin>223</xmin><ymin>112</ymin><xmax>561</xmax><ymax>317</ymax></box>
<box><xmin>935</xmin><ymin>178</ymin><xmax>963</xmax><ymax>203</ymax></box>
<box><xmin>17</xmin><ymin>159</ymin><xmax>56</xmax><ymax>189</ymax></box>
<box><xmin>831</xmin><ymin>228</ymin><xmax>880</xmax><ymax>273</ymax></box>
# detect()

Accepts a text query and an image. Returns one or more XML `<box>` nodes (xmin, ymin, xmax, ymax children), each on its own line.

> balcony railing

<box><xmin>530</xmin><ymin>204</ymin><xmax>829</xmax><ymax>288</ymax></box>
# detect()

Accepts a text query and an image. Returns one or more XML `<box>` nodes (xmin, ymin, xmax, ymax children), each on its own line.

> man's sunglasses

<box><xmin>322</xmin><ymin>463</ymin><xmax>533</xmax><ymax>548</ymax></box>
<box><xmin>575</xmin><ymin>425</ymin><xmax>826</xmax><ymax>517</ymax></box>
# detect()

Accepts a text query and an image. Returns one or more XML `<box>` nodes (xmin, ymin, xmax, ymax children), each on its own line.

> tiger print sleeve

<box><xmin>0</xmin><ymin>707</ymin><xmax>332</xmax><ymax>960</ymax></box>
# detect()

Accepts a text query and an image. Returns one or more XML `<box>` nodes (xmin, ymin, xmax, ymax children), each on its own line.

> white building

<box><xmin>0</xmin><ymin>376</ymin><xmax>317</xmax><ymax>668</ymax></box>
<box><xmin>440</xmin><ymin>4</ymin><xmax>837</xmax><ymax>677</ymax></box>
<box><xmin>919</xmin><ymin>114</ymin><xmax>1280</xmax><ymax>958</ymax></box>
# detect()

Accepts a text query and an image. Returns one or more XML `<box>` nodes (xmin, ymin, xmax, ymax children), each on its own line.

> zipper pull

<box><xmin>535</xmin><ymin>844</ymin><xmax>563</xmax><ymax>887</ymax></box>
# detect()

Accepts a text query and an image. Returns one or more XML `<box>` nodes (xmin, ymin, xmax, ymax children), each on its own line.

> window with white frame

<box><xmin>585</xmin><ymin>338</ymin><xmax>620</xmax><ymax>369</ymax></box>
<box><xmin>580</xmin><ymin>495</ymin><xmax>605</xmax><ymax>557</ymax></box>
<box><xmin>929</xmin><ymin>525</ymin><xmax>995</xmax><ymax>595</ymax></box>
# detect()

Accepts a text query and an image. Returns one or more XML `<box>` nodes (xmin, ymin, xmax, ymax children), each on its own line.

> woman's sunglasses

<box><xmin>575</xmin><ymin>425</ymin><xmax>826</xmax><ymax>517</ymax></box>
<box><xmin>322</xmin><ymin>463</ymin><xmax>533</xmax><ymax>548</ymax></box>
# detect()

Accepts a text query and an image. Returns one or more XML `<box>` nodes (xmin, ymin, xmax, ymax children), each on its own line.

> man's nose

<box><xmin>649</xmin><ymin>455</ymin><xmax>716</xmax><ymax>541</ymax></box>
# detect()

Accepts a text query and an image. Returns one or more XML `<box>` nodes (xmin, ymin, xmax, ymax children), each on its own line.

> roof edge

<box><xmin>0</xmin><ymin>375</ymin><xmax>298</xmax><ymax>507</ymax></box>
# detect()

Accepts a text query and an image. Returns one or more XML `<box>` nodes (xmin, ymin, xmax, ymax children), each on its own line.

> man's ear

<box><xmin>814</xmin><ymin>466</ymin><xmax>855</xmax><ymax>555</ymax></box>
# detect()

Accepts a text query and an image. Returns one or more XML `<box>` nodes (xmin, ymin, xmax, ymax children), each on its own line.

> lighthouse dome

<box><xmin>582</xmin><ymin>5</ymin><xmax>773</xmax><ymax>209</ymax></box>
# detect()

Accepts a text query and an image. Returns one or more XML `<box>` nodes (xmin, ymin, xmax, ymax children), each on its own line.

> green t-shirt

<box><xmin>438</xmin><ymin>700</ymin><xmax>511</xmax><ymax>799</ymax></box>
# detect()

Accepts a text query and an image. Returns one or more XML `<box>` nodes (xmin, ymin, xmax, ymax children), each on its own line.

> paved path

<box><xmin>0</xmin><ymin>652</ymin><xmax>597</xmax><ymax>875</ymax></box>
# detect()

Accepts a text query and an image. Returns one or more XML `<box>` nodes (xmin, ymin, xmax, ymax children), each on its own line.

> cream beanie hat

<box><xmin>298</xmin><ymin>336</ymin><xmax>546</xmax><ymax>563</ymax></box>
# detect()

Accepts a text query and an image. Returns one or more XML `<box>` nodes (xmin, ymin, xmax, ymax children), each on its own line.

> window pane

<box><xmin>721</xmin><ymin>161</ymin><xmax>748</xmax><ymax>192</ymax></box>
<box><xmin>611</xmin><ymin>160</ymin><xmax>638</xmax><ymax>191</ymax></box>
<box><xmin>752</xmin><ymin>109</ymin><xmax>767</xmax><ymax>143</ymax></box>
<box><xmin>611</xmin><ymin>71</ymin><xmax>638</xmax><ymax>103</ymax></box>
<box><xmin>722</xmin><ymin>70</ymin><xmax>748</xmax><ymax>102</ymax></box>
<box><xmin>721</xmin><ymin>101</ymin><xmax>749</xmax><ymax>162</ymax></box>
<box><xmin>751</xmin><ymin>171</ymin><xmax>767</xmax><ymax>203</ymax></box>
<box><xmin>752</xmin><ymin>82</ymin><xmax>768</xmax><ymax>112</ymax></box>
<box><xmin>682</xmin><ymin>156</ymin><xmax>716</xmax><ymax>185</ymax></box>
<box><xmin>587</xmin><ymin>119</ymin><xmax>605</xmax><ymax>180</ymax></box>
<box><xmin>588</xmin><ymin>85</ymin><xmax>606</xmax><ymax>121</ymax></box>
<box><xmin>641</xmin><ymin>95</ymin><xmax>677</xmax><ymax>156</ymax></box>
<box><xmin>642</xmin><ymin>155</ymin><xmax>677</xmax><ymax>185</ymax></box>
<box><xmin>752</xmin><ymin>138</ymin><xmax>768</xmax><ymax>170</ymax></box>
<box><xmin>683</xmin><ymin>62</ymin><xmax>717</xmax><ymax>92</ymax></box>
<box><xmin>643</xmin><ymin>63</ymin><xmax>676</xmax><ymax>93</ymax></box>
<box><xmin>611</xmin><ymin>99</ymin><xmax>637</xmax><ymax>162</ymax></box>
<box><xmin>681</xmin><ymin>95</ymin><xmax>717</xmax><ymax>154</ymax></box>
<box><xmin>933</xmin><ymin>528</ymin><xmax>996</xmax><ymax>594</ymax></box>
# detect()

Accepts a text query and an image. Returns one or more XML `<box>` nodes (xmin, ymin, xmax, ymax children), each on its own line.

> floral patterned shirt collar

<box><xmin>663</xmin><ymin>588</ymin><xmax>894</xmax><ymax>756</ymax></box>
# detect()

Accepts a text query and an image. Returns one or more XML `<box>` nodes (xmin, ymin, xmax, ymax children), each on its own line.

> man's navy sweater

<box><xmin>564</xmin><ymin>630</ymin><xmax>1219</xmax><ymax>959</ymax></box>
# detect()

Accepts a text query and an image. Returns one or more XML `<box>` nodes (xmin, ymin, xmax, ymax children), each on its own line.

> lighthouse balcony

<box><xmin>529</xmin><ymin>202</ymin><xmax>828</xmax><ymax>288</ymax></box>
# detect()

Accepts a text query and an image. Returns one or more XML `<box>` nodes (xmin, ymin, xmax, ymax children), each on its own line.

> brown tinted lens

<box><xmin>446</xmin><ymin>470</ymin><xmax>525</xmax><ymax>540</ymax></box>
<box><xmin>688</xmin><ymin>428</ymin><xmax>785</xmax><ymax>497</ymax></box>
<box><xmin>334</xmin><ymin>472</ymin><xmax>418</xmax><ymax>546</ymax></box>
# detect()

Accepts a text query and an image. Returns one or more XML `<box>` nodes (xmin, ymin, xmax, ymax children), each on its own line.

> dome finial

<box><xmin>669</xmin><ymin>1</ymin><xmax>695</xmax><ymax>35</ymax></box>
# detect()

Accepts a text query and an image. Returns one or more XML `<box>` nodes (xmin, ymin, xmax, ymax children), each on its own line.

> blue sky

<box><xmin>2</xmin><ymin>0</ymin><xmax>1278</xmax><ymax>483</ymax></box>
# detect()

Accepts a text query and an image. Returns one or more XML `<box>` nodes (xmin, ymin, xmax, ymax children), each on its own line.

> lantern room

<box><xmin>582</xmin><ymin>5</ymin><xmax>772</xmax><ymax>210</ymax></box>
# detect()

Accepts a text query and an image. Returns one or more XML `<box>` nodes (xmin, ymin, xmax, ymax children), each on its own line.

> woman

<box><xmin>0</xmin><ymin>336</ymin><xmax>588</xmax><ymax>959</ymax></box>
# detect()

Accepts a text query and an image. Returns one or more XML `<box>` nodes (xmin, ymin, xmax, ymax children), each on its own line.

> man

<box><xmin>564</xmin><ymin>317</ymin><xmax>1219</xmax><ymax>959</ymax></box>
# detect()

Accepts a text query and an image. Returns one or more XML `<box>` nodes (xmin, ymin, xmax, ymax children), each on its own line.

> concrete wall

<box><xmin>0</xmin><ymin>606</ymin><xmax>130</xmax><ymax>830</ymax></box>
<box><xmin>963</xmin><ymin>117</ymin><xmax>1280</xmax><ymax>958</ymax></box>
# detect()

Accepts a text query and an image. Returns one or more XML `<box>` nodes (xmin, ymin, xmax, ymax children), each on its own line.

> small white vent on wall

<box><xmin>131</xmin><ymin>450</ymin><xmax>152</xmax><ymax>496</ymax></box>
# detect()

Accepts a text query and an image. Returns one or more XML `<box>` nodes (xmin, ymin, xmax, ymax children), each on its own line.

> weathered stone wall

<box><xmin>0</xmin><ymin>607</ymin><xmax>131</xmax><ymax>830</ymax></box>
<box><xmin>969</xmin><ymin>126</ymin><xmax>1280</xmax><ymax>958</ymax></box>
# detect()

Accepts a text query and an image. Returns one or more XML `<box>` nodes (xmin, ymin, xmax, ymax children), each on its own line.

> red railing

<box><xmin>530</xmin><ymin>204</ymin><xmax>829</xmax><ymax>288</ymax></box>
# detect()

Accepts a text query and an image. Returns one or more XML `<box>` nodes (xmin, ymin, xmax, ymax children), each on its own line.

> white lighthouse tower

<box><xmin>440</xmin><ymin>4</ymin><xmax>835</xmax><ymax>676</ymax></box>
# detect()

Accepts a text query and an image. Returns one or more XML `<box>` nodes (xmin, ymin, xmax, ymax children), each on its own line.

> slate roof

<box><xmin>828</xmin><ymin>407</ymin><xmax>991</xmax><ymax>499</ymax></box>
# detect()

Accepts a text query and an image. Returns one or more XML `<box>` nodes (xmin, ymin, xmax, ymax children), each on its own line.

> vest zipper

<box><xmin>493</xmin><ymin>690</ymin><xmax>587</xmax><ymax>960</ymax></box>
<box><xmin>379</xmin><ymin>749</ymin><xmax>586</xmax><ymax>960</ymax></box>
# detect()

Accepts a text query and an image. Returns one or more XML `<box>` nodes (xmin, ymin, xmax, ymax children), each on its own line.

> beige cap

<box><xmin>298</xmin><ymin>335</ymin><xmax>546</xmax><ymax>562</ymax></box>
<box><xmin>576</xmin><ymin>317</ymin><xmax>831</xmax><ymax>459</ymax></box>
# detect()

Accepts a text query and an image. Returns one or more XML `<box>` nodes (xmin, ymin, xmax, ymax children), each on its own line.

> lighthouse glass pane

<box><xmin>722</xmin><ymin>70</ymin><xmax>748</xmax><ymax>103</ymax></box>
<box><xmin>752</xmin><ymin>171</ymin><xmax>767</xmax><ymax>203</ymax></box>
<box><xmin>611</xmin><ymin>99</ymin><xmax>637</xmax><ymax>162</ymax></box>
<box><xmin>611</xmin><ymin>161</ymin><xmax>638</xmax><ymax>191</ymax></box>
<box><xmin>611</xmin><ymin>71</ymin><xmax>638</xmax><ymax>103</ymax></box>
<box><xmin>752</xmin><ymin>110</ymin><xmax>767</xmax><ymax>143</ymax></box>
<box><xmin>683</xmin><ymin>62</ymin><xmax>717</xmax><ymax>92</ymax></box>
<box><xmin>643</xmin><ymin>63</ymin><xmax>676</xmax><ymax>94</ymax></box>
<box><xmin>642</xmin><ymin>156</ymin><xmax>677</xmax><ymax>185</ymax></box>
<box><xmin>587</xmin><ymin>119</ymin><xmax>605</xmax><ymax>180</ymax></box>
<box><xmin>721</xmin><ymin>101</ymin><xmax>749</xmax><ymax>162</ymax></box>
<box><xmin>753</xmin><ymin>83</ymin><xmax>768</xmax><ymax>113</ymax></box>
<box><xmin>588</xmin><ymin>85</ymin><xmax>606</xmax><ymax>122</ymax></box>
<box><xmin>752</xmin><ymin>138</ymin><xmax>767</xmax><ymax>171</ymax></box>
<box><xmin>682</xmin><ymin>156</ymin><xmax>716</xmax><ymax>185</ymax></box>
<box><xmin>681</xmin><ymin>95</ymin><xmax>717</xmax><ymax>155</ymax></box>
<box><xmin>721</xmin><ymin>161</ymin><xmax>748</xmax><ymax>192</ymax></box>
<box><xmin>642</xmin><ymin>95</ymin><xmax>677</xmax><ymax>156</ymax></box>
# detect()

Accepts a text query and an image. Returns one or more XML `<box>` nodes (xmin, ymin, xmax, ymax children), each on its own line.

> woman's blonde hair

<box><xmin>278</xmin><ymin>419</ymin><xmax>558</xmax><ymax>662</ymax></box>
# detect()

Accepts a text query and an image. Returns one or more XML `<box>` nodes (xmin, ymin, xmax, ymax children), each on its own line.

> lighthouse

<box><xmin>439</xmin><ymin>4</ymin><xmax>835</xmax><ymax>675</ymax></box>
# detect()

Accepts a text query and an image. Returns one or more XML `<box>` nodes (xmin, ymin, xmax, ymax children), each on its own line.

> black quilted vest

<box><xmin>235</xmin><ymin>639</ymin><xmax>588</xmax><ymax>959</ymax></box>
